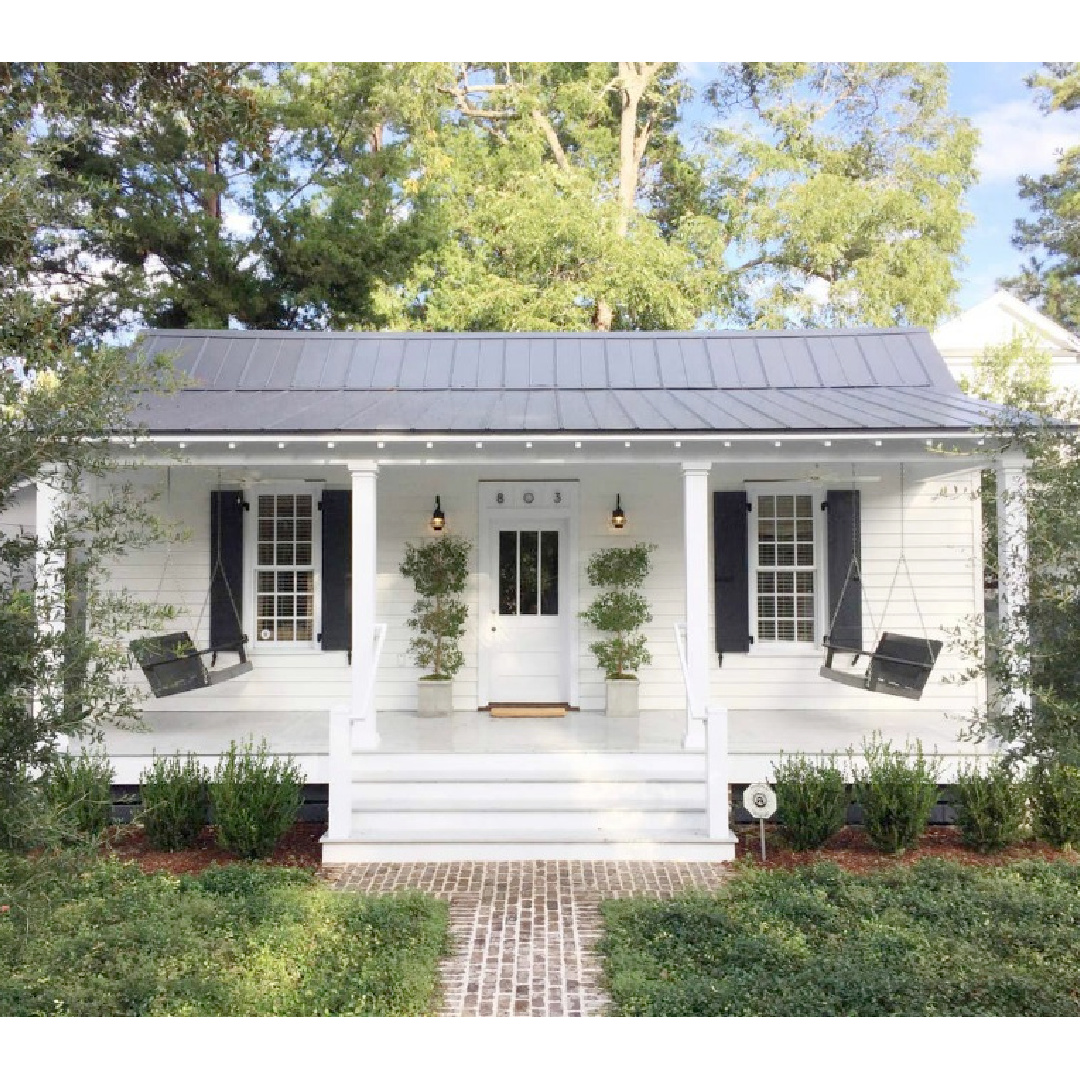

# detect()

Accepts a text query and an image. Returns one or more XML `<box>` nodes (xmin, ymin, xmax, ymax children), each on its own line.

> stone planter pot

<box><xmin>605</xmin><ymin>677</ymin><xmax>639</xmax><ymax>719</ymax></box>
<box><xmin>417</xmin><ymin>678</ymin><xmax>453</xmax><ymax>718</ymax></box>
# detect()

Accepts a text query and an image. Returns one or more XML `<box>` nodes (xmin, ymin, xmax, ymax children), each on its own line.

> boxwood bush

<box><xmin>42</xmin><ymin>750</ymin><xmax>114</xmax><ymax>840</ymax></box>
<box><xmin>1029</xmin><ymin>760</ymin><xmax>1080</xmax><ymax>849</ymax></box>
<box><xmin>772</xmin><ymin>753</ymin><xmax>848</xmax><ymax>850</ymax></box>
<box><xmin>210</xmin><ymin>738</ymin><xmax>304</xmax><ymax>859</ymax></box>
<box><xmin>139</xmin><ymin>754</ymin><xmax>210</xmax><ymax>851</ymax></box>
<box><xmin>951</xmin><ymin>759</ymin><xmax>1026</xmax><ymax>853</ymax></box>
<box><xmin>852</xmin><ymin>734</ymin><xmax>940</xmax><ymax>854</ymax></box>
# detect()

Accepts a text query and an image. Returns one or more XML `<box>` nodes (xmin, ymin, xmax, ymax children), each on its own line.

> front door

<box><xmin>479</xmin><ymin>482</ymin><xmax>578</xmax><ymax>706</ymax></box>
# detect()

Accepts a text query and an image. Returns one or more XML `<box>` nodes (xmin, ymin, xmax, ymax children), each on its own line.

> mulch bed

<box><xmin>733</xmin><ymin>823</ymin><xmax>1077</xmax><ymax>874</ymax></box>
<box><xmin>104</xmin><ymin>823</ymin><xmax>324</xmax><ymax>875</ymax></box>
<box><xmin>101</xmin><ymin>822</ymin><xmax>1076</xmax><ymax>877</ymax></box>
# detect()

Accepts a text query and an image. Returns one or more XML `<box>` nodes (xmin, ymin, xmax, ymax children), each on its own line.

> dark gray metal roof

<box><xmin>131</xmin><ymin>329</ymin><xmax>1000</xmax><ymax>435</ymax></box>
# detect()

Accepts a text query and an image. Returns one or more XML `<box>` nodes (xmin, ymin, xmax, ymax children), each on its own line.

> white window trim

<box><xmin>241</xmin><ymin>482</ymin><xmax>324</xmax><ymax>654</ymax></box>
<box><xmin>745</xmin><ymin>483</ymin><xmax>827</xmax><ymax>655</ymax></box>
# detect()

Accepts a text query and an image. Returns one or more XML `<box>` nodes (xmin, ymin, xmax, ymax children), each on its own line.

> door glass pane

<box><xmin>519</xmin><ymin>531</ymin><xmax>539</xmax><ymax>615</ymax></box>
<box><xmin>498</xmin><ymin>531</ymin><xmax>517</xmax><ymax>615</ymax></box>
<box><xmin>540</xmin><ymin>531</ymin><xmax>559</xmax><ymax>615</ymax></box>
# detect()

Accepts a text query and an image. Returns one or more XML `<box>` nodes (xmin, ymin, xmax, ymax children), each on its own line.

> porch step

<box><xmin>351</xmin><ymin>752</ymin><xmax>705</xmax><ymax>783</ymax></box>
<box><xmin>322</xmin><ymin>837</ymin><xmax>739</xmax><ymax>863</ymax></box>
<box><xmin>349</xmin><ymin>809</ymin><xmax>707</xmax><ymax>840</ymax></box>
<box><xmin>351</xmin><ymin>780</ymin><xmax>706</xmax><ymax>811</ymax></box>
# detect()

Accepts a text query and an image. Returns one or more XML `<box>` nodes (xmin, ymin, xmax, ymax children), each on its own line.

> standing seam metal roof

<box><xmin>131</xmin><ymin>329</ymin><xmax>1001</xmax><ymax>434</ymax></box>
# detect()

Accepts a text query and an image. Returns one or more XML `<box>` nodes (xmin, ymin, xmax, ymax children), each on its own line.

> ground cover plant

<box><xmin>600</xmin><ymin>858</ymin><xmax>1080</xmax><ymax>1016</ymax></box>
<box><xmin>0</xmin><ymin>855</ymin><xmax>449</xmax><ymax>1016</ymax></box>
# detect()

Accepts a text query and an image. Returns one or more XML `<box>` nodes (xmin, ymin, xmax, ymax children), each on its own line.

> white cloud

<box><xmin>973</xmin><ymin>99</ymin><xmax>1080</xmax><ymax>184</ymax></box>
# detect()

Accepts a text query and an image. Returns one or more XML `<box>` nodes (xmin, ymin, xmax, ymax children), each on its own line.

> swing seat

<box><xmin>820</xmin><ymin>632</ymin><xmax>942</xmax><ymax>701</ymax></box>
<box><xmin>130</xmin><ymin>632</ymin><xmax>252</xmax><ymax>699</ymax></box>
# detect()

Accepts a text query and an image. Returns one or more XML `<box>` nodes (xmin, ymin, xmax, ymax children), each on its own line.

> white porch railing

<box><xmin>327</xmin><ymin>623</ymin><xmax>387</xmax><ymax>840</ymax></box>
<box><xmin>673</xmin><ymin>622</ymin><xmax>731</xmax><ymax>842</ymax></box>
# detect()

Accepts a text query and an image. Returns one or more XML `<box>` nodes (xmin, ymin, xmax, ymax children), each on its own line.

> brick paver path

<box><xmin>325</xmin><ymin>861</ymin><xmax>729</xmax><ymax>1016</ymax></box>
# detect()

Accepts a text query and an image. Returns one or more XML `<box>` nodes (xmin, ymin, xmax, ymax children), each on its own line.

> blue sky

<box><xmin>945</xmin><ymin>62</ymin><xmax>1078</xmax><ymax>312</ymax></box>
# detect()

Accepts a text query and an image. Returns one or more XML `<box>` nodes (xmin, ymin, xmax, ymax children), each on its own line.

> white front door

<box><xmin>479</xmin><ymin>482</ymin><xmax>578</xmax><ymax>706</ymax></box>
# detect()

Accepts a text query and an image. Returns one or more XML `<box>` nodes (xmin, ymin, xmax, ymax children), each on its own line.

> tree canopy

<box><xmin>1002</xmin><ymin>62</ymin><xmax>1080</xmax><ymax>335</ymax></box>
<box><xmin>1</xmin><ymin>61</ymin><xmax>979</xmax><ymax>336</ymax></box>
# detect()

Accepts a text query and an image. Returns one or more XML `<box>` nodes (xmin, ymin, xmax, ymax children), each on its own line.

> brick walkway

<box><xmin>325</xmin><ymin>861</ymin><xmax>730</xmax><ymax>1017</ymax></box>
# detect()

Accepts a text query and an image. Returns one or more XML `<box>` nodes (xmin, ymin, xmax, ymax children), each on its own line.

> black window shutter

<box><xmin>825</xmin><ymin>489</ymin><xmax>862</xmax><ymax>651</ymax></box>
<box><xmin>209</xmin><ymin>490</ymin><xmax>245</xmax><ymax>650</ymax></box>
<box><xmin>320</xmin><ymin>490</ymin><xmax>352</xmax><ymax>652</ymax></box>
<box><xmin>713</xmin><ymin>491</ymin><xmax>751</xmax><ymax>655</ymax></box>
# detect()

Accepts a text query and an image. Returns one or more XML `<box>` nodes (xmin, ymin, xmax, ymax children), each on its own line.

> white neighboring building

<box><xmin>933</xmin><ymin>290</ymin><xmax>1080</xmax><ymax>392</ymax></box>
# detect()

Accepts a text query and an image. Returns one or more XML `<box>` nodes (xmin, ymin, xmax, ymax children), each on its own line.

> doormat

<box><xmin>490</xmin><ymin>706</ymin><xmax>567</xmax><ymax>718</ymax></box>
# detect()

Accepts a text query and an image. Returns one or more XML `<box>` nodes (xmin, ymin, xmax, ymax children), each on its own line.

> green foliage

<box><xmin>851</xmin><ymin>734</ymin><xmax>940</xmax><ymax>854</ymax></box>
<box><xmin>1028</xmin><ymin>760</ymin><xmax>1080</xmax><ymax>849</ymax></box>
<box><xmin>41</xmin><ymin>750</ymin><xmax>114</xmax><ymax>839</ymax></box>
<box><xmin>209</xmin><ymin>739</ymin><xmax>303</xmax><ymax>859</ymax></box>
<box><xmin>0</xmin><ymin>855</ymin><xmax>450</xmax><ymax>1016</ymax></box>
<box><xmin>599</xmin><ymin>859</ymin><xmax>1080</xmax><ymax>1016</ymax></box>
<box><xmin>139</xmin><ymin>754</ymin><xmax>210</xmax><ymax>852</ymax></box>
<box><xmin>399</xmin><ymin>533</ymin><xmax>471</xmax><ymax>680</ymax></box>
<box><xmin>772</xmin><ymin>753</ymin><xmax>848</xmax><ymax>851</ymax></box>
<box><xmin>951</xmin><ymin>760</ymin><xmax>1026</xmax><ymax>853</ymax></box>
<box><xmin>1001</xmin><ymin>63</ymin><xmax>1080</xmax><ymax>335</ymax></box>
<box><xmin>581</xmin><ymin>543</ymin><xmax>655</xmax><ymax>679</ymax></box>
<box><xmin>951</xmin><ymin>335</ymin><xmax>1080</xmax><ymax>766</ymax></box>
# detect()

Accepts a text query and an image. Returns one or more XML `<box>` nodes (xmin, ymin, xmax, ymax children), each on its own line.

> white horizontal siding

<box><xmin>106</xmin><ymin>460</ymin><xmax>984</xmax><ymax>725</ymax></box>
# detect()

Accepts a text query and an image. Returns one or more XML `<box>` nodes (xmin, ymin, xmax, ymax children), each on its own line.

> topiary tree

<box><xmin>581</xmin><ymin>543</ymin><xmax>656</xmax><ymax>680</ymax></box>
<box><xmin>399</xmin><ymin>534</ymin><xmax>472</xmax><ymax>680</ymax></box>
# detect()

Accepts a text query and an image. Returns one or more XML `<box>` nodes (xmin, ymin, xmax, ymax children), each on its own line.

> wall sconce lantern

<box><xmin>611</xmin><ymin>494</ymin><xmax>626</xmax><ymax>530</ymax></box>
<box><xmin>430</xmin><ymin>495</ymin><xmax>446</xmax><ymax>532</ymax></box>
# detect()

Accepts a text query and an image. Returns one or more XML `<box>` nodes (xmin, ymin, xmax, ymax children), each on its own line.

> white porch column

<box><xmin>995</xmin><ymin>450</ymin><xmax>1031</xmax><ymax>717</ymax></box>
<box><xmin>34</xmin><ymin>470</ymin><xmax>69</xmax><ymax>749</ymax></box>
<box><xmin>349</xmin><ymin>460</ymin><xmax>379</xmax><ymax>750</ymax></box>
<box><xmin>682</xmin><ymin>462</ymin><xmax>711</xmax><ymax>749</ymax></box>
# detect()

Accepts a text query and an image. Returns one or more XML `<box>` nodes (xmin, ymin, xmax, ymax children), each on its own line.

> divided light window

<box><xmin>498</xmin><ymin>530</ymin><xmax>559</xmax><ymax>616</ymax></box>
<box><xmin>256</xmin><ymin>494</ymin><xmax>315</xmax><ymax>643</ymax></box>
<box><xmin>756</xmin><ymin>494</ymin><xmax>816</xmax><ymax>643</ymax></box>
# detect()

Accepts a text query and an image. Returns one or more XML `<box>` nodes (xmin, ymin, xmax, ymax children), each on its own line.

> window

<box><xmin>754</xmin><ymin>493</ymin><xmax>817</xmax><ymax>644</ymax></box>
<box><xmin>255</xmin><ymin>493</ymin><xmax>315</xmax><ymax>644</ymax></box>
<box><xmin>498</xmin><ymin>529</ymin><xmax>559</xmax><ymax>616</ymax></box>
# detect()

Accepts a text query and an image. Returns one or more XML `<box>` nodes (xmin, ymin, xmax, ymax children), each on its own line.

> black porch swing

<box><xmin>819</xmin><ymin>467</ymin><xmax>943</xmax><ymax>700</ymax></box>
<box><xmin>130</xmin><ymin>474</ymin><xmax>252</xmax><ymax>698</ymax></box>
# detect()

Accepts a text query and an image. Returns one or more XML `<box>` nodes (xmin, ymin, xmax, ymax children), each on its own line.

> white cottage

<box><xmin>65</xmin><ymin>328</ymin><xmax>1026</xmax><ymax>863</ymax></box>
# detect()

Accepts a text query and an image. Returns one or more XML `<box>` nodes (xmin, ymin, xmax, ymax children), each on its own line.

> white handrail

<box><xmin>364</xmin><ymin>623</ymin><xmax>388</xmax><ymax>717</ymax></box>
<box><xmin>672</xmin><ymin>621</ymin><xmax>700</xmax><ymax>718</ymax></box>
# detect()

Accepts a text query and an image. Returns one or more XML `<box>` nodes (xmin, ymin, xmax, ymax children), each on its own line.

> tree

<box><xmin>1</xmin><ymin>126</ymin><xmax>178</xmax><ymax>845</ymax></box>
<box><xmin>1001</xmin><ymin>63</ymin><xmax>1080</xmax><ymax>335</ymax></box>
<box><xmin>0</xmin><ymin>62</ymin><xmax>432</xmax><ymax>333</ymax></box>
<box><xmin>954</xmin><ymin>336</ymin><xmax>1080</xmax><ymax>766</ymax></box>
<box><xmin>372</xmin><ymin>62</ymin><xmax>976</xmax><ymax>332</ymax></box>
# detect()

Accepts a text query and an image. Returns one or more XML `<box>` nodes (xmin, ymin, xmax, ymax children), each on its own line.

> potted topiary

<box><xmin>399</xmin><ymin>533</ymin><xmax>472</xmax><ymax>717</ymax></box>
<box><xmin>580</xmin><ymin>543</ymin><xmax>656</xmax><ymax>718</ymax></box>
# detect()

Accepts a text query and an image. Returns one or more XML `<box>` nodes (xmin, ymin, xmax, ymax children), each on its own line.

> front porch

<box><xmin>88</xmin><ymin>706</ymin><xmax>990</xmax><ymax>785</ymax></box>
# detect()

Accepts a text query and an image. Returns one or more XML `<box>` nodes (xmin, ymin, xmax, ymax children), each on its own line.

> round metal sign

<box><xmin>742</xmin><ymin>782</ymin><xmax>777</xmax><ymax>820</ymax></box>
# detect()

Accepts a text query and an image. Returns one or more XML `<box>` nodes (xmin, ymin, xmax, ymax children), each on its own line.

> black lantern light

<box><xmin>431</xmin><ymin>495</ymin><xmax>446</xmax><ymax>531</ymax></box>
<box><xmin>611</xmin><ymin>494</ymin><xmax>626</xmax><ymax>529</ymax></box>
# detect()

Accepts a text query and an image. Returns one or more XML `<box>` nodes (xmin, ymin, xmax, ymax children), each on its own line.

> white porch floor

<box><xmin>83</xmin><ymin>706</ymin><xmax>992</xmax><ymax>785</ymax></box>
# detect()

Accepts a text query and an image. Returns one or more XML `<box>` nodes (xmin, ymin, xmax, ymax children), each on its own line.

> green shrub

<box><xmin>599</xmin><ymin>859</ymin><xmax>1080</xmax><ymax>1016</ymax></box>
<box><xmin>1029</xmin><ymin>760</ymin><xmax>1080</xmax><ymax>849</ymax></box>
<box><xmin>852</xmin><ymin>734</ymin><xmax>940</xmax><ymax>854</ymax></box>
<box><xmin>951</xmin><ymin>760</ymin><xmax>1026</xmax><ymax>853</ymax></box>
<box><xmin>210</xmin><ymin>738</ymin><xmax>303</xmax><ymax>859</ymax></box>
<box><xmin>42</xmin><ymin>750</ymin><xmax>114</xmax><ymax>839</ymax></box>
<box><xmin>772</xmin><ymin>753</ymin><xmax>848</xmax><ymax>850</ymax></box>
<box><xmin>0</xmin><ymin>855</ymin><xmax>449</xmax><ymax>1016</ymax></box>
<box><xmin>580</xmin><ymin>543</ymin><xmax>657</xmax><ymax>679</ymax></box>
<box><xmin>139</xmin><ymin>754</ymin><xmax>210</xmax><ymax>851</ymax></box>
